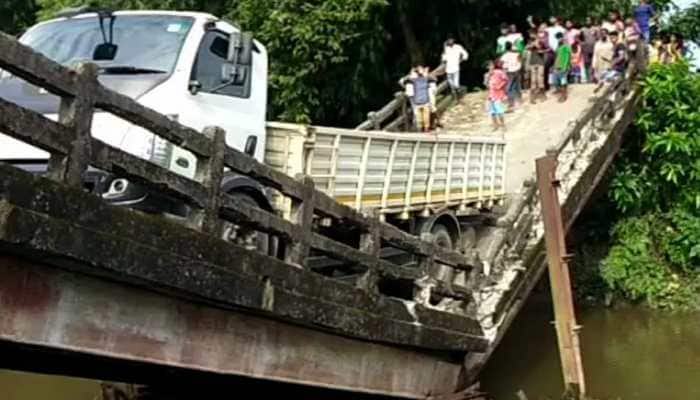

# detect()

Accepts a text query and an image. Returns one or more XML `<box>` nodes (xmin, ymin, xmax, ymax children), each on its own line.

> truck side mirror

<box><xmin>227</xmin><ymin>32</ymin><xmax>253</xmax><ymax>65</ymax></box>
<box><xmin>221</xmin><ymin>32</ymin><xmax>253</xmax><ymax>85</ymax></box>
<box><xmin>244</xmin><ymin>135</ymin><xmax>257</xmax><ymax>157</ymax></box>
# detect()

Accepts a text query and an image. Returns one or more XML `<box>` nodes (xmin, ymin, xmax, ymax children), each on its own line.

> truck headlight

<box><xmin>104</xmin><ymin>178</ymin><xmax>129</xmax><ymax>198</ymax></box>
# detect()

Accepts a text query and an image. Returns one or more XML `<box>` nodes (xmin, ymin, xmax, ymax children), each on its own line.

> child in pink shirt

<box><xmin>487</xmin><ymin>60</ymin><xmax>508</xmax><ymax>131</ymax></box>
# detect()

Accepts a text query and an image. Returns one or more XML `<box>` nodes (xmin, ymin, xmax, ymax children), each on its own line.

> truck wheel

<box><xmin>221</xmin><ymin>193</ymin><xmax>270</xmax><ymax>256</ymax></box>
<box><xmin>431</xmin><ymin>224</ymin><xmax>454</xmax><ymax>251</ymax></box>
<box><xmin>430</xmin><ymin>223</ymin><xmax>456</xmax><ymax>287</ymax></box>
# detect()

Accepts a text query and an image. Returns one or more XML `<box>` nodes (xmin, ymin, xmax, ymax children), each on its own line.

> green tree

<box><xmin>1</xmin><ymin>0</ymin><xmax>38</xmax><ymax>35</ymax></box>
<box><xmin>601</xmin><ymin>62</ymin><xmax>700</xmax><ymax>310</ymax></box>
<box><xmin>666</xmin><ymin>1</ymin><xmax>700</xmax><ymax>43</ymax></box>
<box><xmin>233</xmin><ymin>0</ymin><xmax>388</xmax><ymax>124</ymax></box>
<box><xmin>610</xmin><ymin>62</ymin><xmax>700</xmax><ymax>213</ymax></box>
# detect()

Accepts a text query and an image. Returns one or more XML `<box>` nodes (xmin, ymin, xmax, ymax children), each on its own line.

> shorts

<box><xmin>488</xmin><ymin>100</ymin><xmax>506</xmax><ymax>116</ymax></box>
<box><xmin>554</xmin><ymin>71</ymin><xmax>568</xmax><ymax>87</ymax></box>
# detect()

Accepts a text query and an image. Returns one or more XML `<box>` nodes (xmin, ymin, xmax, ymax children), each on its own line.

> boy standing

<box><xmin>634</xmin><ymin>0</ymin><xmax>656</xmax><ymax>43</ymax></box>
<box><xmin>554</xmin><ymin>32</ymin><xmax>572</xmax><ymax>102</ymax></box>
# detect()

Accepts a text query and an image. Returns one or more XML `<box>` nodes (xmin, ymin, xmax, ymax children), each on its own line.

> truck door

<box><xmin>177</xmin><ymin>28</ymin><xmax>266</xmax><ymax>165</ymax></box>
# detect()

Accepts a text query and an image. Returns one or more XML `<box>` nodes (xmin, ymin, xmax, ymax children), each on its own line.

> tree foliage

<box><xmin>234</xmin><ymin>0</ymin><xmax>388</xmax><ymax>123</ymax></box>
<box><xmin>610</xmin><ymin>62</ymin><xmax>700</xmax><ymax>213</ymax></box>
<box><xmin>1</xmin><ymin>0</ymin><xmax>38</xmax><ymax>34</ymax></box>
<box><xmin>666</xmin><ymin>0</ymin><xmax>700</xmax><ymax>44</ymax></box>
<box><xmin>602</xmin><ymin>62</ymin><xmax>700</xmax><ymax>310</ymax></box>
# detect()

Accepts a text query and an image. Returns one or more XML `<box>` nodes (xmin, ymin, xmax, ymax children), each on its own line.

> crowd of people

<box><xmin>400</xmin><ymin>0</ymin><xmax>688</xmax><ymax>133</ymax></box>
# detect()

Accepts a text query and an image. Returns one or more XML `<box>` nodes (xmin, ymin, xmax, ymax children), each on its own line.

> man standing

<box><xmin>610</xmin><ymin>32</ymin><xmax>628</xmax><ymax>76</ymax></box>
<box><xmin>406</xmin><ymin>66</ymin><xmax>433</xmax><ymax>133</ymax></box>
<box><xmin>634</xmin><ymin>0</ymin><xmax>656</xmax><ymax>43</ymax></box>
<box><xmin>507</xmin><ymin>24</ymin><xmax>525</xmax><ymax>54</ymax></box>
<box><xmin>546</xmin><ymin>17</ymin><xmax>566</xmax><ymax>90</ymax></box>
<box><xmin>581</xmin><ymin>17</ymin><xmax>599</xmax><ymax>81</ymax></box>
<box><xmin>497</xmin><ymin>23</ymin><xmax>510</xmax><ymax>55</ymax></box>
<box><xmin>546</xmin><ymin>17</ymin><xmax>566</xmax><ymax>52</ymax></box>
<box><xmin>595</xmin><ymin>32</ymin><xmax>627</xmax><ymax>92</ymax></box>
<box><xmin>442</xmin><ymin>38</ymin><xmax>469</xmax><ymax>102</ymax></box>
<box><xmin>593</xmin><ymin>29</ymin><xmax>614</xmax><ymax>82</ymax></box>
<box><xmin>601</xmin><ymin>12</ymin><xmax>618</xmax><ymax>37</ymax></box>
<box><xmin>527</xmin><ymin>36</ymin><xmax>547</xmax><ymax>103</ymax></box>
<box><xmin>554</xmin><ymin>32</ymin><xmax>572</xmax><ymax>102</ymax></box>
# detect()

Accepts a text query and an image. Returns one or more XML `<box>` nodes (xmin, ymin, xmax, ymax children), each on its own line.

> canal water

<box><xmin>0</xmin><ymin>370</ymin><xmax>101</xmax><ymax>400</ymax></box>
<box><xmin>481</xmin><ymin>300</ymin><xmax>700</xmax><ymax>400</ymax></box>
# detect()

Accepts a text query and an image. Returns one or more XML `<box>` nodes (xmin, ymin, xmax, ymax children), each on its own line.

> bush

<box><xmin>601</xmin><ymin>62</ymin><xmax>700</xmax><ymax>310</ymax></box>
<box><xmin>601</xmin><ymin>212</ymin><xmax>700</xmax><ymax>310</ymax></box>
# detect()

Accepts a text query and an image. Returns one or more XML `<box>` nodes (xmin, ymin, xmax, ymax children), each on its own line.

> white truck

<box><xmin>0</xmin><ymin>9</ymin><xmax>505</xmax><ymax>255</ymax></box>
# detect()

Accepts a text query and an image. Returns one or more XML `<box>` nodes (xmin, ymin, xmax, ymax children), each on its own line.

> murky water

<box><xmin>482</xmin><ymin>301</ymin><xmax>700</xmax><ymax>400</ymax></box>
<box><xmin>0</xmin><ymin>370</ymin><xmax>101</xmax><ymax>400</ymax></box>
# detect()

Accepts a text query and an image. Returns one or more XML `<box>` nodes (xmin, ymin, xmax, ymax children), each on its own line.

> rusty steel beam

<box><xmin>0</xmin><ymin>255</ymin><xmax>463</xmax><ymax>398</ymax></box>
<box><xmin>536</xmin><ymin>155</ymin><xmax>586</xmax><ymax>396</ymax></box>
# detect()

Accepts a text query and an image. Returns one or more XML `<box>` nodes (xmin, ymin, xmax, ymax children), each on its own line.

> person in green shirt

<box><xmin>553</xmin><ymin>32</ymin><xmax>572</xmax><ymax>102</ymax></box>
<box><xmin>507</xmin><ymin>24</ymin><xmax>526</xmax><ymax>55</ymax></box>
<box><xmin>496</xmin><ymin>23</ymin><xmax>510</xmax><ymax>56</ymax></box>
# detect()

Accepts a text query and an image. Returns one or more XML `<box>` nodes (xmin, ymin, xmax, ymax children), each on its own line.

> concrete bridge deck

<box><xmin>440</xmin><ymin>85</ymin><xmax>599</xmax><ymax>194</ymax></box>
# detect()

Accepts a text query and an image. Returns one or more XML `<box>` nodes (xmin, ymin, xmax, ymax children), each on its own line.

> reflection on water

<box><xmin>0</xmin><ymin>370</ymin><xmax>100</xmax><ymax>400</ymax></box>
<box><xmin>482</xmin><ymin>302</ymin><xmax>700</xmax><ymax>400</ymax></box>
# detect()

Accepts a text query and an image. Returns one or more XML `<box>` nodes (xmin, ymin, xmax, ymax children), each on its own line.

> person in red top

<box><xmin>487</xmin><ymin>60</ymin><xmax>508</xmax><ymax>131</ymax></box>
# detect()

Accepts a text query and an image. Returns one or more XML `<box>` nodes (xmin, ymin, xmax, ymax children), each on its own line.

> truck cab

<box><xmin>0</xmin><ymin>10</ymin><xmax>269</xmax><ymax>213</ymax></box>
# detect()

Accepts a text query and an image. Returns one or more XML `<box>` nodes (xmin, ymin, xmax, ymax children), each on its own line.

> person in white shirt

<box><xmin>500</xmin><ymin>42</ymin><xmax>523</xmax><ymax>109</ymax></box>
<box><xmin>546</xmin><ymin>16</ymin><xmax>566</xmax><ymax>51</ymax></box>
<box><xmin>442</xmin><ymin>38</ymin><xmax>469</xmax><ymax>101</ymax></box>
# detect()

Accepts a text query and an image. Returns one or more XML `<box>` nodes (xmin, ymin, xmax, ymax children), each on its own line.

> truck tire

<box><xmin>431</xmin><ymin>224</ymin><xmax>454</xmax><ymax>251</ymax></box>
<box><xmin>221</xmin><ymin>192</ymin><xmax>271</xmax><ymax>256</ymax></box>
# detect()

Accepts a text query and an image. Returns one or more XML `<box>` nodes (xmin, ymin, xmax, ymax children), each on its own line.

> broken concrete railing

<box><xmin>462</xmin><ymin>69</ymin><xmax>642</xmax><ymax>377</ymax></box>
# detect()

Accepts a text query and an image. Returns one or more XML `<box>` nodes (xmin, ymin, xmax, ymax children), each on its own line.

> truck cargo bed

<box><xmin>266</xmin><ymin>122</ymin><xmax>506</xmax><ymax>219</ymax></box>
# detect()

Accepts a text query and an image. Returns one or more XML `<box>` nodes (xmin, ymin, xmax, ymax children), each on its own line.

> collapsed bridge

<box><xmin>0</xmin><ymin>31</ymin><xmax>640</xmax><ymax>398</ymax></box>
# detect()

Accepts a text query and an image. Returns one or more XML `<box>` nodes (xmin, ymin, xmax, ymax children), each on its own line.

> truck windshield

<box><xmin>18</xmin><ymin>15</ymin><xmax>194</xmax><ymax>74</ymax></box>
